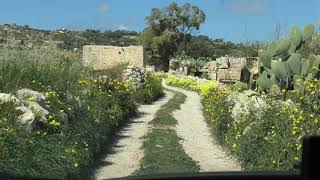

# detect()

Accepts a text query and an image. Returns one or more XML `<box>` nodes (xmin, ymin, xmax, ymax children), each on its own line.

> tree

<box><xmin>141</xmin><ymin>2</ymin><xmax>206</xmax><ymax>71</ymax></box>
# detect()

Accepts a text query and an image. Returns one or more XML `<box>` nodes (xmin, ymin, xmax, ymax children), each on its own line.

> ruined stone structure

<box><xmin>168</xmin><ymin>56</ymin><xmax>259</xmax><ymax>84</ymax></box>
<box><xmin>201</xmin><ymin>56</ymin><xmax>259</xmax><ymax>83</ymax></box>
<box><xmin>82</xmin><ymin>45</ymin><xmax>144</xmax><ymax>70</ymax></box>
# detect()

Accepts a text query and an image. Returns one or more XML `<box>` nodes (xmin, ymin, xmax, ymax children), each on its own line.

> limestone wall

<box><xmin>203</xmin><ymin>56</ymin><xmax>259</xmax><ymax>83</ymax></box>
<box><xmin>82</xmin><ymin>45</ymin><xmax>144</xmax><ymax>70</ymax></box>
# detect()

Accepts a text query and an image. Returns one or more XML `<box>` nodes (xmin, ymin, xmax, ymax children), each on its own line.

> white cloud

<box><xmin>224</xmin><ymin>0</ymin><xmax>270</xmax><ymax>15</ymax></box>
<box><xmin>96</xmin><ymin>3</ymin><xmax>110</xmax><ymax>13</ymax></box>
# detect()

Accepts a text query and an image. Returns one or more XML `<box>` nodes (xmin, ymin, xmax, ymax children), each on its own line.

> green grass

<box><xmin>134</xmin><ymin>129</ymin><xmax>200</xmax><ymax>175</ymax></box>
<box><xmin>149</xmin><ymin>90</ymin><xmax>186</xmax><ymax>126</ymax></box>
<box><xmin>134</xmin><ymin>90</ymin><xmax>199</xmax><ymax>176</ymax></box>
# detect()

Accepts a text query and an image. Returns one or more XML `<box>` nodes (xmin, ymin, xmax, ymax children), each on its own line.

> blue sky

<box><xmin>0</xmin><ymin>0</ymin><xmax>319</xmax><ymax>43</ymax></box>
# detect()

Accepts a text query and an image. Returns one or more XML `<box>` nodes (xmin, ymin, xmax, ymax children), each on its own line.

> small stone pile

<box><xmin>0</xmin><ymin>89</ymin><xmax>69</xmax><ymax>132</ymax></box>
<box><xmin>226</xmin><ymin>90</ymin><xmax>267</xmax><ymax>123</ymax></box>
<box><xmin>121</xmin><ymin>65</ymin><xmax>149</xmax><ymax>89</ymax></box>
<box><xmin>225</xmin><ymin>90</ymin><xmax>296</xmax><ymax>135</ymax></box>
<box><xmin>1</xmin><ymin>89</ymin><xmax>48</xmax><ymax>131</ymax></box>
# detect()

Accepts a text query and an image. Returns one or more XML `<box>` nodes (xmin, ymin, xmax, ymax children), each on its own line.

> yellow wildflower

<box><xmin>232</xmin><ymin>143</ymin><xmax>237</xmax><ymax>148</ymax></box>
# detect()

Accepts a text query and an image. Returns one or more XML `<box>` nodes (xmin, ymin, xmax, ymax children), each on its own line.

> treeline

<box><xmin>176</xmin><ymin>35</ymin><xmax>259</xmax><ymax>59</ymax></box>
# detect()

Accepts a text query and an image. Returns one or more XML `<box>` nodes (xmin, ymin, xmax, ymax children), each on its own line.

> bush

<box><xmin>233</xmin><ymin>81</ymin><xmax>248</xmax><ymax>92</ymax></box>
<box><xmin>135</xmin><ymin>72</ymin><xmax>164</xmax><ymax>104</ymax></box>
<box><xmin>201</xmin><ymin>89</ymin><xmax>320</xmax><ymax>171</ymax></box>
<box><xmin>166</xmin><ymin>75</ymin><xmax>218</xmax><ymax>94</ymax></box>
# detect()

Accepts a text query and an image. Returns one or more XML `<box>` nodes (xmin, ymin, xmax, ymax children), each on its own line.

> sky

<box><xmin>0</xmin><ymin>0</ymin><xmax>319</xmax><ymax>43</ymax></box>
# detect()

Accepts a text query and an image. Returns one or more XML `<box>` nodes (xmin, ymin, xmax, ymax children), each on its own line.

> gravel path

<box><xmin>95</xmin><ymin>91</ymin><xmax>174</xmax><ymax>180</ymax></box>
<box><xmin>163</xmin><ymin>82</ymin><xmax>242</xmax><ymax>172</ymax></box>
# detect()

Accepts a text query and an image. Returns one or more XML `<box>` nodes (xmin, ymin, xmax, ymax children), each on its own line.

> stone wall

<box><xmin>82</xmin><ymin>45</ymin><xmax>144</xmax><ymax>70</ymax></box>
<box><xmin>201</xmin><ymin>56</ymin><xmax>259</xmax><ymax>83</ymax></box>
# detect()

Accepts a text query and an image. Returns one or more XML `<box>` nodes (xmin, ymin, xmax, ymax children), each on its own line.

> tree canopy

<box><xmin>141</xmin><ymin>2</ymin><xmax>206</xmax><ymax>71</ymax></box>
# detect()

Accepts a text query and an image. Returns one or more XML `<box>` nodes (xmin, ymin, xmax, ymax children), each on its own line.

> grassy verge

<box><xmin>0</xmin><ymin>50</ymin><xmax>163</xmax><ymax>178</ymax></box>
<box><xmin>134</xmin><ymin>90</ymin><xmax>199</xmax><ymax>176</ymax></box>
<box><xmin>164</xmin><ymin>75</ymin><xmax>320</xmax><ymax>171</ymax></box>
<box><xmin>149</xmin><ymin>90</ymin><xmax>186</xmax><ymax>126</ymax></box>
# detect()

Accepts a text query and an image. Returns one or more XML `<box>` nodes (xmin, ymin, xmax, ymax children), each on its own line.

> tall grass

<box><xmin>0</xmin><ymin>49</ymin><xmax>161</xmax><ymax>178</ymax></box>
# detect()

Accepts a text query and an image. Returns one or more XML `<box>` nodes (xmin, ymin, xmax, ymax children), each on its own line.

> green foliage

<box><xmin>288</xmin><ymin>26</ymin><xmax>302</xmax><ymax>54</ymax></box>
<box><xmin>259</xmin><ymin>51</ymin><xmax>272</xmax><ymax>68</ymax></box>
<box><xmin>271</xmin><ymin>38</ymin><xmax>292</xmax><ymax>57</ymax></box>
<box><xmin>170</xmin><ymin>52</ymin><xmax>210</xmax><ymax>71</ymax></box>
<box><xmin>134</xmin><ymin>129</ymin><xmax>199</xmax><ymax>176</ymax></box>
<box><xmin>166</xmin><ymin>75</ymin><xmax>218</xmax><ymax>94</ymax></box>
<box><xmin>233</xmin><ymin>81</ymin><xmax>248</xmax><ymax>91</ymax></box>
<box><xmin>166</xmin><ymin>74</ymin><xmax>320</xmax><ymax>171</ymax></box>
<box><xmin>175</xmin><ymin>35</ymin><xmax>259</xmax><ymax>59</ymax></box>
<box><xmin>150</xmin><ymin>91</ymin><xmax>186</xmax><ymax>126</ymax></box>
<box><xmin>288</xmin><ymin>53</ymin><xmax>302</xmax><ymax>75</ymax></box>
<box><xmin>134</xmin><ymin>72</ymin><xmax>164</xmax><ymax>104</ymax></box>
<box><xmin>142</xmin><ymin>2</ymin><xmax>206</xmax><ymax>71</ymax></box>
<box><xmin>201</xmin><ymin>87</ymin><xmax>319</xmax><ymax>171</ymax></box>
<box><xmin>256</xmin><ymin>72</ymin><xmax>274</xmax><ymax>91</ymax></box>
<box><xmin>140</xmin><ymin>28</ymin><xmax>176</xmax><ymax>70</ymax></box>
<box><xmin>200</xmin><ymin>72</ymin><xmax>209</xmax><ymax>79</ymax></box>
<box><xmin>271</xmin><ymin>60</ymin><xmax>287</xmax><ymax>80</ymax></box>
<box><xmin>302</xmin><ymin>24</ymin><xmax>315</xmax><ymax>42</ymax></box>
<box><xmin>0</xmin><ymin>51</ymin><xmax>163</xmax><ymax>178</ymax></box>
<box><xmin>256</xmin><ymin>24</ymin><xmax>318</xmax><ymax>92</ymax></box>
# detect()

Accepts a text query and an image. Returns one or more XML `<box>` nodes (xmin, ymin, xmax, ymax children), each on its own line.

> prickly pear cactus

<box><xmin>255</xmin><ymin>23</ymin><xmax>319</xmax><ymax>92</ymax></box>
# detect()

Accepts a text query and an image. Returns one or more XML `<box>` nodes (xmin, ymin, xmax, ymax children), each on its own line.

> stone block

<box><xmin>229</xmin><ymin>57</ymin><xmax>247</xmax><ymax>69</ymax></box>
<box><xmin>216</xmin><ymin>57</ymin><xmax>229</xmax><ymax>69</ymax></box>
<box><xmin>82</xmin><ymin>45</ymin><xmax>144</xmax><ymax>70</ymax></box>
<box><xmin>245</xmin><ymin>57</ymin><xmax>259</xmax><ymax>75</ymax></box>
<box><xmin>217</xmin><ymin>68</ymin><xmax>242</xmax><ymax>81</ymax></box>
<box><xmin>208</xmin><ymin>72</ymin><xmax>217</xmax><ymax>80</ymax></box>
<box><xmin>207</xmin><ymin>61</ymin><xmax>217</xmax><ymax>71</ymax></box>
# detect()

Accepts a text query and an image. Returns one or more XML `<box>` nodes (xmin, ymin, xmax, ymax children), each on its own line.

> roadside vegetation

<box><xmin>0</xmin><ymin>49</ymin><xmax>163</xmax><ymax>178</ymax></box>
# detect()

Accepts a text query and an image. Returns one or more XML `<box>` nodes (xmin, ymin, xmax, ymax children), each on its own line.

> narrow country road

<box><xmin>94</xmin><ymin>91</ymin><xmax>174</xmax><ymax>180</ymax></box>
<box><xmin>95</xmin><ymin>81</ymin><xmax>241</xmax><ymax>180</ymax></box>
<box><xmin>163</xmin><ymin>81</ymin><xmax>241</xmax><ymax>172</ymax></box>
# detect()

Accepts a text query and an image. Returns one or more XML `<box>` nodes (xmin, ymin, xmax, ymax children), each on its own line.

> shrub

<box><xmin>203</xmin><ymin>88</ymin><xmax>320</xmax><ymax>170</ymax></box>
<box><xmin>166</xmin><ymin>75</ymin><xmax>218</xmax><ymax>93</ymax></box>
<box><xmin>135</xmin><ymin>72</ymin><xmax>164</xmax><ymax>104</ymax></box>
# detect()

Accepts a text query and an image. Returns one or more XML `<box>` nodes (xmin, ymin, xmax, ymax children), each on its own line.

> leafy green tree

<box><xmin>141</xmin><ymin>2</ymin><xmax>206</xmax><ymax>71</ymax></box>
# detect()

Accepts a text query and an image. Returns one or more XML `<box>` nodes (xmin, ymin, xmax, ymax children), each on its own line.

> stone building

<box><xmin>82</xmin><ymin>45</ymin><xmax>144</xmax><ymax>70</ymax></box>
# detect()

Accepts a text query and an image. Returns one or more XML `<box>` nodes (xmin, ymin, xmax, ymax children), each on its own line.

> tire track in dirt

<box><xmin>163</xmin><ymin>82</ymin><xmax>241</xmax><ymax>172</ymax></box>
<box><xmin>94</xmin><ymin>91</ymin><xmax>174</xmax><ymax>180</ymax></box>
